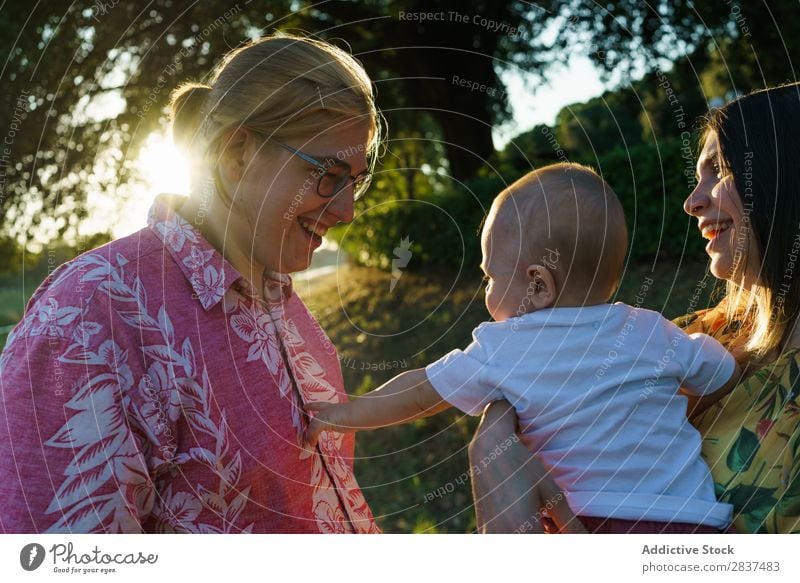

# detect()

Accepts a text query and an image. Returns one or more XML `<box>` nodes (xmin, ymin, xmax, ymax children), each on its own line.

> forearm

<box><xmin>469</xmin><ymin>401</ymin><xmax>585</xmax><ymax>534</ymax></box>
<box><xmin>343</xmin><ymin>368</ymin><xmax>450</xmax><ymax>429</ymax></box>
<box><xmin>684</xmin><ymin>362</ymin><xmax>743</xmax><ymax>419</ymax></box>
<box><xmin>470</xmin><ymin>401</ymin><xmax>531</xmax><ymax>533</ymax></box>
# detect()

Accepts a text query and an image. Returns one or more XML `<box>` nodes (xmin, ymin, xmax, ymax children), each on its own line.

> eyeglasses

<box><xmin>276</xmin><ymin>142</ymin><xmax>373</xmax><ymax>202</ymax></box>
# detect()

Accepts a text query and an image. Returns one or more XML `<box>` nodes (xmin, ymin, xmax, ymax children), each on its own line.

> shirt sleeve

<box><xmin>667</xmin><ymin>321</ymin><xmax>737</xmax><ymax>396</ymax></box>
<box><xmin>0</xmin><ymin>284</ymin><xmax>160</xmax><ymax>533</ymax></box>
<box><xmin>424</xmin><ymin>323</ymin><xmax>503</xmax><ymax>416</ymax></box>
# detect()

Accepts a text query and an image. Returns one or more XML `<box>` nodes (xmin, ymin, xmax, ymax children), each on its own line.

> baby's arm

<box><xmin>305</xmin><ymin>368</ymin><xmax>451</xmax><ymax>447</ymax></box>
<box><xmin>683</xmin><ymin>355</ymin><xmax>743</xmax><ymax>418</ymax></box>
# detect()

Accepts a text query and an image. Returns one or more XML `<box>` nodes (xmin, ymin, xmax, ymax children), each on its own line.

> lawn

<box><xmin>297</xmin><ymin>256</ymin><xmax>720</xmax><ymax>533</ymax></box>
<box><xmin>0</xmin><ymin>253</ymin><xmax>720</xmax><ymax>532</ymax></box>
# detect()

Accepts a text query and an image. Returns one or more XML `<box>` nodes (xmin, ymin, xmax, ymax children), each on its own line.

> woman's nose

<box><xmin>684</xmin><ymin>186</ymin><xmax>710</xmax><ymax>216</ymax></box>
<box><xmin>325</xmin><ymin>189</ymin><xmax>355</xmax><ymax>224</ymax></box>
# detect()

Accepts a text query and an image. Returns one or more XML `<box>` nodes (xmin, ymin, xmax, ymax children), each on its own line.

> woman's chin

<box><xmin>709</xmin><ymin>256</ymin><xmax>734</xmax><ymax>282</ymax></box>
<box><xmin>276</xmin><ymin>257</ymin><xmax>311</xmax><ymax>274</ymax></box>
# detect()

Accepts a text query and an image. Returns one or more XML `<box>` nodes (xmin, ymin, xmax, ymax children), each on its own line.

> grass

<box><xmin>0</xmin><ymin>264</ymin><xmax>54</xmax><ymax>348</ymax></box>
<box><xmin>0</xmin><ymin>245</ymin><xmax>105</xmax><ymax>347</ymax></box>
<box><xmin>0</xmin><ymin>252</ymin><xmax>720</xmax><ymax>532</ymax></box>
<box><xmin>298</xmin><ymin>256</ymin><xmax>720</xmax><ymax>533</ymax></box>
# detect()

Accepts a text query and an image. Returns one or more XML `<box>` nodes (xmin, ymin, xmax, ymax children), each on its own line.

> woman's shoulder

<box><xmin>44</xmin><ymin>230</ymin><xmax>159</xmax><ymax>291</ymax></box>
<box><xmin>672</xmin><ymin>302</ymin><xmax>743</xmax><ymax>343</ymax></box>
<box><xmin>672</xmin><ymin>308</ymin><xmax>719</xmax><ymax>333</ymax></box>
<box><xmin>13</xmin><ymin>229</ymin><xmax>163</xmax><ymax>339</ymax></box>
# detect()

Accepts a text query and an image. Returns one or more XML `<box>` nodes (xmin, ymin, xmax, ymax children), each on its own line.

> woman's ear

<box><xmin>218</xmin><ymin>128</ymin><xmax>251</xmax><ymax>183</ymax></box>
<box><xmin>526</xmin><ymin>264</ymin><xmax>557</xmax><ymax>309</ymax></box>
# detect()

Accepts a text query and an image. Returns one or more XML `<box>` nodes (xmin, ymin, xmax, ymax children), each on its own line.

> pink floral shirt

<box><xmin>0</xmin><ymin>194</ymin><xmax>378</xmax><ymax>534</ymax></box>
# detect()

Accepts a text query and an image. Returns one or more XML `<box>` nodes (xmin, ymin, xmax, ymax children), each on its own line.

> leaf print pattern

<box><xmin>0</xmin><ymin>194</ymin><xmax>377</xmax><ymax>534</ymax></box>
<box><xmin>29</xmin><ymin>298</ymin><xmax>82</xmax><ymax>337</ymax></box>
<box><xmin>278</xmin><ymin>314</ymin><xmax>379</xmax><ymax>533</ymax></box>
<box><xmin>678</xmin><ymin>306</ymin><xmax>800</xmax><ymax>533</ymax></box>
<box><xmin>156</xmin><ymin>216</ymin><xmax>198</xmax><ymax>253</ymax></box>
<box><xmin>36</xmin><ymin>265</ymin><xmax>254</xmax><ymax>533</ymax></box>
<box><xmin>726</xmin><ymin>428</ymin><xmax>760</xmax><ymax>473</ymax></box>
<box><xmin>190</xmin><ymin>265</ymin><xmax>226</xmax><ymax>308</ymax></box>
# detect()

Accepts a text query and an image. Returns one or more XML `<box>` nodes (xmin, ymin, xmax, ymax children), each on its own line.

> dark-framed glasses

<box><xmin>276</xmin><ymin>142</ymin><xmax>373</xmax><ymax>202</ymax></box>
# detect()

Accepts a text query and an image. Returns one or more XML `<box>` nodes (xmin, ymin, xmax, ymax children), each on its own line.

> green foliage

<box><xmin>0</xmin><ymin>236</ymin><xmax>24</xmax><ymax>275</ymax></box>
<box><xmin>336</xmin><ymin>136</ymin><xmax>706</xmax><ymax>272</ymax></box>
<box><xmin>577</xmin><ymin>138</ymin><xmax>706</xmax><ymax>263</ymax></box>
<box><xmin>0</xmin><ymin>0</ymin><xmax>564</xmax><ymax>244</ymax></box>
<box><xmin>303</xmin><ymin>259</ymin><xmax>715</xmax><ymax>532</ymax></box>
<box><xmin>554</xmin><ymin>89</ymin><xmax>643</xmax><ymax>158</ymax></box>
<box><xmin>331</xmin><ymin>174</ymin><xmax>506</xmax><ymax>271</ymax></box>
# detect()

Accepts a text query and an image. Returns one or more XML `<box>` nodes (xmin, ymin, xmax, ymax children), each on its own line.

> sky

<box><xmin>496</xmin><ymin>55</ymin><xmax>607</xmax><ymax>147</ymax></box>
<box><xmin>97</xmin><ymin>54</ymin><xmax>609</xmax><ymax>239</ymax></box>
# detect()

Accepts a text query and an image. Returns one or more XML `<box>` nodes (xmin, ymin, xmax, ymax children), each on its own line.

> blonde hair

<box><xmin>493</xmin><ymin>162</ymin><xmax>628</xmax><ymax>303</ymax></box>
<box><xmin>169</xmin><ymin>33</ymin><xmax>380</xmax><ymax>206</ymax></box>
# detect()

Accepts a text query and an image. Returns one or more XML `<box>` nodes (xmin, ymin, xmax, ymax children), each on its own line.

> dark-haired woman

<box><xmin>470</xmin><ymin>83</ymin><xmax>800</xmax><ymax>534</ymax></box>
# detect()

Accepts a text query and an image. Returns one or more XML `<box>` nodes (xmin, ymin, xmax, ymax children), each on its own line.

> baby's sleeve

<box><xmin>666</xmin><ymin>319</ymin><xmax>737</xmax><ymax>396</ymax></box>
<box><xmin>424</xmin><ymin>323</ymin><xmax>503</xmax><ymax>416</ymax></box>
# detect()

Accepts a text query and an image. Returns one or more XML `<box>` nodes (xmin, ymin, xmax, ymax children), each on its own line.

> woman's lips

<box><xmin>298</xmin><ymin>217</ymin><xmax>324</xmax><ymax>248</ymax></box>
<box><xmin>298</xmin><ymin>217</ymin><xmax>328</xmax><ymax>238</ymax></box>
<box><xmin>701</xmin><ymin>220</ymin><xmax>732</xmax><ymax>240</ymax></box>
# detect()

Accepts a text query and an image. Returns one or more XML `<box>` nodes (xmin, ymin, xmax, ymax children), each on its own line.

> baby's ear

<box><xmin>526</xmin><ymin>264</ymin><xmax>557</xmax><ymax>308</ymax></box>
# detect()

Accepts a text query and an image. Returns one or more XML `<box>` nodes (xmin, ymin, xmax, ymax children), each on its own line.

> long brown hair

<box><xmin>705</xmin><ymin>82</ymin><xmax>800</xmax><ymax>357</ymax></box>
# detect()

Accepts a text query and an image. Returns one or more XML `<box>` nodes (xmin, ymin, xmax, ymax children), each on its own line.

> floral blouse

<box><xmin>0</xmin><ymin>194</ymin><xmax>378</xmax><ymax>534</ymax></box>
<box><xmin>675</xmin><ymin>308</ymin><xmax>800</xmax><ymax>533</ymax></box>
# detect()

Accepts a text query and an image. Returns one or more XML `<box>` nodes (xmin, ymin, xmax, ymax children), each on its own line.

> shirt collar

<box><xmin>147</xmin><ymin>194</ymin><xmax>293</xmax><ymax>310</ymax></box>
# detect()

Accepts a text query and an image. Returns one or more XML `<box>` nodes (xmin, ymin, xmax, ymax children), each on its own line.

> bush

<box><xmin>0</xmin><ymin>236</ymin><xmax>24</xmax><ymax>275</ymax></box>
<box><xmin>332</xmin><ymin>138</ymin><xmax>705</xmax><ymax>271</ymax></box>
<box><xmin>580</xmin><ymin>137</ymin><xmax>705</xmax><ymax>263</ymax></box>
<box><xmin>331</xmin><ymin>175</ymin><xmax>506</xmax><ymax>272</ymax></box>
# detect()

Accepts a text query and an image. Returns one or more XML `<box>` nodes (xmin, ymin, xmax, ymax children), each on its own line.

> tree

<box><xmin>0</xmin><ymin>0</ymin><xmax>562</xmax><ymax>243</ymax></box>
<box><xmin>4</xmin><ymin>0</ymin><xmax>798</xmax><ymax>246</ymax></box>
<box><xmin>556</xmin><ymin>0</ymin><xmax>800</xmax><ymax>93</ymax></box>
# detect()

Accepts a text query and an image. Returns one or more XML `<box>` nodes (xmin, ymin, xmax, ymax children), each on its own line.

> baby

<box><xmin>307</xmin><ymin>163</ymin><xmax>739</xmax><ymax>533</ymax></box>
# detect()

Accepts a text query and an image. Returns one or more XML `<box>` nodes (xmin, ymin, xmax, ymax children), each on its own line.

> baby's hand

<box><xmin>304</xmin><ymin>401</ymin><xmax>355</xmax><ymax>448</ymax></box>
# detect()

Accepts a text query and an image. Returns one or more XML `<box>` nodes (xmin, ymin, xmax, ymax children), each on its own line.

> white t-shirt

<box><xmin>425</xmin><ymin>302</ymin><xmax>736</xmax><ymax>528</ymax></box>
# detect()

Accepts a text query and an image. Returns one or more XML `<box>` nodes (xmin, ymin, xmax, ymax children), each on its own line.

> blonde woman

<box><xmin>469</xmin><ymin>83</ymin><xmax>800</xmax><ymax>534</ymax></box>
<box><xmin>0</xmin><ymin>35</ymin><xmax>380</xmax><ymax>533</ymax></box>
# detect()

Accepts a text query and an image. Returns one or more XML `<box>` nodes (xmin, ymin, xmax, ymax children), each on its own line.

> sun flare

<box><xmin>109</xmin><ymin>131</ymin><xmax>190</xmax><ymax>237</ymax></box>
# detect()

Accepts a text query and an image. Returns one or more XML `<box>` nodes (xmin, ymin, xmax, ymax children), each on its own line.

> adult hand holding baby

<box><xmin>470</xmin><ymin>401</ymin><xmax>587</xmax><ymax>534</ymax></box>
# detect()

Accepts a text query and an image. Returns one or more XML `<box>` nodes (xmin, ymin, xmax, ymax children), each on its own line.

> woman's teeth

<box><xmin>298</xmin><ymin>218</ymin><xmax>327</xmax><ymax>238</ymax></box>
<box><xmin>701</xmin><ymin>220</ymin><xmax>732</xmax><ymax>240</ymax></box>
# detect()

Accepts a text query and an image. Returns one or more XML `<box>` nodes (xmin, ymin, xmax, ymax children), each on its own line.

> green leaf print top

<box><xmin>674</xmin><ymin>308</ymin><xmax>800</xmax><ymax>534</ymax></box>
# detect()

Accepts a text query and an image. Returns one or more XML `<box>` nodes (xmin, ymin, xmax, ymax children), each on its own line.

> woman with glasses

<box><xmin>0</xmin><ymin>34</ymin><xmax>380</xmax><ymax>533</ymax></box>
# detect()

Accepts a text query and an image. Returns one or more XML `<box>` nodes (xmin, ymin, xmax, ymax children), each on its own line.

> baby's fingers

<box><xmin>304</xmin><ymin>401</ymin><xmax>333</xmax><ymax>413</ymax></box>
<box><xmin>305</xmin><ymin>418</ymin><xmax>326</xmax><ymax>448</ymax></box>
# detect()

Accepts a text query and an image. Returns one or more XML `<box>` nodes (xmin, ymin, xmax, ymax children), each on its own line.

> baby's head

<box><xmin>480</xmin><ymin>163</ymin><xmax>628</xmax><ymax>321</ymax></box>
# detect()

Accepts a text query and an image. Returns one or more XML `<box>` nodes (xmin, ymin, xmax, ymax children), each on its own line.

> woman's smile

<box><xmin>684</xmin><ymin>132</ymin><xmax>758</xmax><ymax>284</ymax></box>
<box><xmin>700</xmin><ymin>219</ymin><xmax>733</xmax><ymax>241</ymax></box>
<box><xmin>296</xmin><ymin>215</ymin><xmax>326</xmax><ymax>249</ymax></box>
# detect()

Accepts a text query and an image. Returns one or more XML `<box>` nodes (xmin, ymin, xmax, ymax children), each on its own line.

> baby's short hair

<box><xmin>490</xmin><ymin>163</ymin><xmax>628</xmax><ymax>302</ymax></box>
